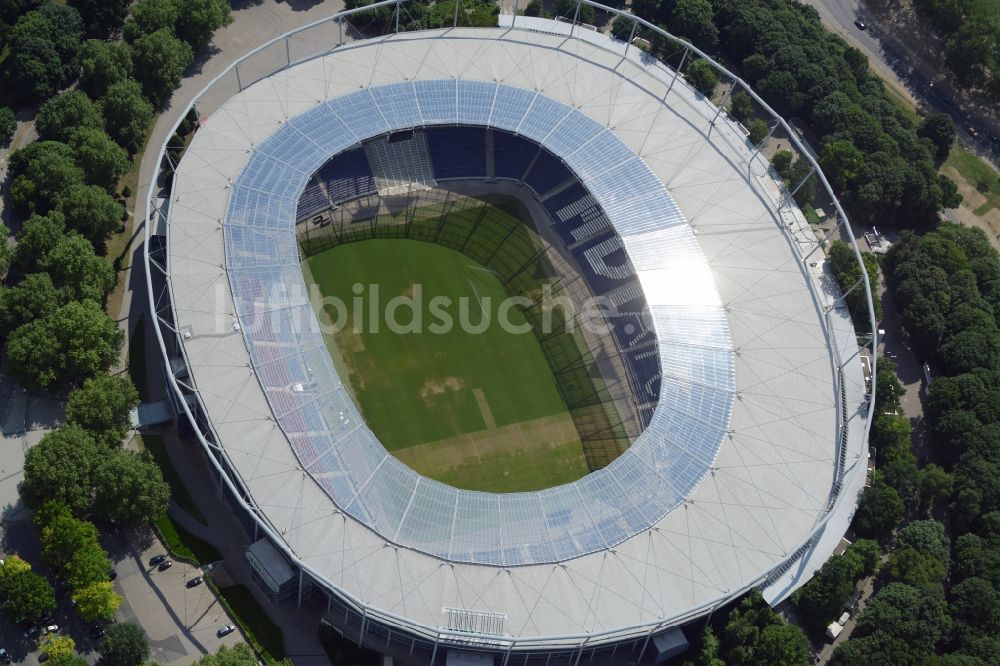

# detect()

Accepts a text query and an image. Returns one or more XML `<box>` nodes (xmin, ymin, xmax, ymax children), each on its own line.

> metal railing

<box><xmin>143</xmin><ymin>0</ymin><xmax>877</xmax><ymax>656</ymax></box>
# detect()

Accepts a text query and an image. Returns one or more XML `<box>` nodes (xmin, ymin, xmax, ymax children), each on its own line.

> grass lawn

<box><xmin>153</xmin><ymin>512</ymin><xmax>221</xmax><ymax>565</ymax></box>
<box><xmin>215</xmin><ymin>585</ymin><xmax>285</xmax><ymax>664</ymax></box>
<box><xmin>303</xmin><ymin>237</ymin><xmax>589</xmax><ymax>492</ymax></box>
<box><xmin>944</xmin><ymin>145</ymin><xmax>1000</xmax><ymax>216</ymax></box>
<box><xmin>140</xmin><ymin>434</ymin><xmax>208</xmax><ymax>525</ymax></box>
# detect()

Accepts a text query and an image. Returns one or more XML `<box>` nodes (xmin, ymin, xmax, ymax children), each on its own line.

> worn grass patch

<box><xmin>944</xmin><ymin>145</ymin><xmax>1000</xmax><ymax>214</ymax></box>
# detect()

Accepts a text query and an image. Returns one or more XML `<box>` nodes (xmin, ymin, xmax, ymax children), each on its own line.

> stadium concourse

<box><xmin>150</xmin><ymin>11</ymin><xmax>872</xmax><ymax>665</ymax></box>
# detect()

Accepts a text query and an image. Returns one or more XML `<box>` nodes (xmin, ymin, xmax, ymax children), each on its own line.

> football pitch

<box><xmin>303</xmin><ymin>237</ymin><xmax>589</xmax><ymax>492</ymax></box>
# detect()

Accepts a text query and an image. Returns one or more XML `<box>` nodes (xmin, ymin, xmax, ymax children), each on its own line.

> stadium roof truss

<box><xmin>149</xmin><ymin>7</ymin><xmax>874</xmax><ymax>651</ymax></box>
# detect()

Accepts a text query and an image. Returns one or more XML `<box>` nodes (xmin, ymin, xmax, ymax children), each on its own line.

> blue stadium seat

<box><xmin>316</xmin><ymin>148</ymin><xmax>377</xmax><ymax>203</ymax></box>
<box><xmin>426</xmin><ymin>126</ymin><xmax>487</xmax><ymax>179</ymax></box>
<box><xmin>492</xmin><ymin>130</ymin><xmax>539</xmax><ymax>181</ymax></box>
<box><xmin>523</xmin><ymin>148</ymin><xmax>573</xmax><ymax>196</ymax></box>
<box><xmin>296</xmin><ymin>179</ymin><xmax>329</xmax><ymax>220</ymax></box>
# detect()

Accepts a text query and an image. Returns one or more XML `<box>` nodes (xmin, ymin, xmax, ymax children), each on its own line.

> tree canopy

<box><xmin>6</xmin><ymin>299</ymin><xmax>124</xmax><ymax>391</ymax></box>
<box><xmin>8</xmin><ymin>141</ymin><xmax>84</xmax><ymax>215</ymax></box>
<box><xmin>66</xmin><ymin>375</ymin><xmax>140</xmax><ymax>447</ymax></box>
<box><xmin>93</xmin><ymin>450</ymin><xmax>170</xmax><ymax>525</ymax></box>
<box><xmin>100</xmin><ymin>79</ymin><xmax>155</xmax><ymax>153</ymax></box>
<box><xmin>131</xmin><ymin>27</ymin><xmax>194</xmax><ymax>108</ymax></box>
<box><xmin>78</xmin><ymin>40</ymin><xmax>133</xmax><ymax>98</ymax></box>
<box><xmin>73</xmin><ymin>581</ymin><xmax>123</xmax><ymax>622</ymax></box>
<box><xmin>2</xmin><ymin>4</ymin><xmax>84</xmax><ymax>102</ymax></box>
<box><xmin>0</xmin><ymin>107</ymin><xmax>16</xmax><ymax>146</ymax></box>
<box><xmin>101</xmin><ymin>623</ymin><xmax>149</xmax><ymax>666</ymax></box>
<box><xmin>0</xmin><ymin>273</ymin><xmax>67</xmax><ymax>336</ymax></box>
<box><xmin>68</xmin><ymin>127</ymin><xmax>131</xmax><ymax>193</ymax></box>
<box><xmin>0</xmin><ymin>555</ymin><xmax>56</xmax><ymax>623</ymax></box>
<box><xmin>22</xmin><ymin>426</ymin><xmax>104</xmax><ymax>513</ymax></box>
<box><xmin>68</xmin><ymin>0</ymin><xmax>130</xmax><ymax>37</ymax></box>
<box><xmin>193</xmin><ymin>643</ymin><xmax>259</xmax><ymax>666</ymax></box>
<box><xmin>56</xmin><ymin>184</ymin><xmax>125</xmax><ymax>245</ymax></box>
<box><xmin>35</xmin><ymin>91</ymin><xmax>104</xmax><ymax>143</ymax></box>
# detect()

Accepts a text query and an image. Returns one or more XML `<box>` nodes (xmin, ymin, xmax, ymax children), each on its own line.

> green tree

<box><xmin>100</xmin><ymin>79</ymin><xmax>155</xmax><ymax>153</ymax></box>
<box><xmin>41</xmin><ymin>636</ymin><xmax>76</xmax><ymax>661</ymax></box>
<box><xmin>67</xmin><ymin>375</ymin><xmax>140</xmax><ymax>448</ymax></box>
<box><xmin>668</xmin><ymin>0</ymin><xmax>718</xmax><ymax>51</ymax></box>
<box><xmin>73</xmin><ymin>581</ymin><xmax>123</xmax><ymax>623</ymax></box>
<box><xmin>78</xmin><ymin>40</ymin><xmax>132</xmax><ymax>98</ymax></box>
<box><xmin>94</xmin><ymin>450</ymin><xmax>171</xmax><ymax>524</ymax></box>
<box><xmin>36</xmin><ymin>233</ymin><xmax>116</xmax><ymax>302</ymax></box>
<box><xmin>0</xmin><ymin>107</ymin><xmax>15</xmax><ymax>146</ymax></box>
<box><xmin>131</xmin><ymin>27</ymin><xmax>194</xmax><ymax>108</ymax></box>
<box><xmin>11</xmin><ymin>210</ymin><xmax>67</xmax><ymax>274</ymax></box>
<box><xmin>754</xmin><ymin>623</ymin><xmax>811</xmax><ymax>666</ymax></box>
<box><xmin>21</xmin><ymin>426</ymin><xmax>102</xmax><ymax>512</ymax></box>
<box><xmin>686</xmin><ymin>58</ymin><xmax>719</xmax><ymax>96</ymax></box>
<box><xmin>123</xmin><ymin>0</ymin><xmax>180</xmax><ymax>42</ymax></box>
<box><xmin>68</xmin><ymin>0</ymin><xmax>130</xmax><ymax>37</ymax></box>
<box><xmin>819</xmin><ymin>140</ymin><xmax>863</xmax><ymax>192</ymax></box>
<box><xmin>69</xmin><ymin>127</ymin><xmax>131</xmax><ymax>193</ymax></box>
<box><xmin>6</xmin><ymin>300</ymin><xmax>124</xmax><ymax>391</ymax></box>
<box><xmin>874</xmin><ymin>357</ymin><xmax>904</xmax><ymax>414</ymax></box>
<box><xmin>950</xmin><ymin>576</ymin><xmax>1000</xmax><ymax>637</ymax></box>
<box><xmin>65</xmin><ymin>545</ymin><xmax>112</xmax><ymax>589</ymax></box>
<box><xmin>729</xmin><ymin>90</ymin><xmax>753</xmax><ymax>123</ymax></box>
<box><xmin>193</xmin><ymin>643</ymin><xmax>259</xmax><ymax>666</ymax></box>
<box><xmin>953</xmin><ymin>532</ymin><xmax>1000</xmax><ymax>588</ymax></box>
<box><xmin>747</xmin><ymin>118</ymin><xmax>768</xmax><ymax>145</ymax></box>
<box><xmin>56</xmin><ymin>184</ymin><xmax>124</xmax><ymax>245</ymax></box>
<box><xmin>0</xmin><ymin>273</ymin><xmax>66</xmax><ymax>336</ymax></box>
<box><xmin>37</xmin><ymin>501</ymin><xmax>100</xmax><ymax>570</ymax></box>
<box><xmin>0</xmin><ymin>223</ymin><xmax>12</xmax><ymax>277</ymax></box>
<box><xmin>887</xmin><ymin>547</ymin><xmax>947</xmax><ymax>590</ymax></box>
<box><xmin>791</xmin><ymin>547</ymin><xmax>863</xmax><ymax>631</ymax></box>
<box><xmin>609</xmin><ymin>15</ymin><xmax>633</xmax><ymax>40</ymax></box>
<box><xmin>101</xmin><ymin>623</ymin><xmax>150</xmax><ymax>666</ymax></box>
<box><xmin>896</xmin><ymin>519</ymin><xmax>950</xmax><ymax>564</ymax></box>
<box><xmin>771</xmin><ymin>149</ymin><xmax>794</xmax><ymax>176</ymax></box>
<box><xmin>2</xmin><ymin>567</ymin><xmax>56</xmax><ymax>622</ymax></box>
<box><xmin>854</xmin><ymin>583</ymin><xmax>950</xmax><ymax>655</ymax></box>
<box><xmin>35</xmin><ymin>91</ymin><xmax>104</xmax><ymax>143</ymax></box>
<box><xmin>0</xmin><ymin>555</ymin><xmax>32</xmax><ymax>591</ymax></box>
<box><xmin>4</xmin><ymin>9</ymin><xmax>81</xmax><ymax>102</ymax></box>
<box><xmin>690</xmin><ymin>626</ymin><xmax>725</xmax><ymax>666</ymax></box>
<box><xmin>173</xmin><ymin>0</ymin><xmax>232</xmax><ymax>52</ymax></box>
<box><xmin>917</xmin><ymin>112</ymin><xmax>956</xmax><ymax>166</ymax></box>
<box><xmin>9</xmin><ymin>141</ymin><xmax>84</xmax><ymax>215</ymax></box>
<box><xmin>853</xmin><ymin>477</ymin><xmax>904</xmax><ymax>539</ymax></box>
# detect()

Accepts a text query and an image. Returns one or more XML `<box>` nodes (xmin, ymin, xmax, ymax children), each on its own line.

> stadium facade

<box><xmin>145</xmin><ymin>4</ymin><xmax>876</xmax><ymax>664</ymax></box>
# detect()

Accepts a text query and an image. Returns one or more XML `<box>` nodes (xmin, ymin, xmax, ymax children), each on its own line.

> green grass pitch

<box><xmin>303</xmin><ymin>237</ymin><xmax>589</xmax><ymax>492</ymax></box>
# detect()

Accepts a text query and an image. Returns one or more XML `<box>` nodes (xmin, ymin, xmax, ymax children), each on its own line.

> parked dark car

<box><xmin>854</xmin><ymin>18</ymin><xmax>867</xmax><ymax>29</ymax></box>
<box><xmin>149</xmin><ymin>554</ymin><xmax>167</xmax><ymax>566</ymax></box>
<box><xmin>186</xmin><ymin>576</ymin><xmax>204</xmax><ymax>588</ymax></box>
<box><xmin>158</xmin><ymin>559</ymin><xmax>173</xmax><ymax>571</ymax></box>
<box><xmin>217</xmin><ymin>625</ymin><xmax>236</xmax><ymax>637</ymax></box>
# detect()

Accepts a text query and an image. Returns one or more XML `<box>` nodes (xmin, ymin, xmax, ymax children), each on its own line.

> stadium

<box><xmin>145</xmin><ymin>2</ymin><xmax>875</xmax><ymax>664</ymax></box>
